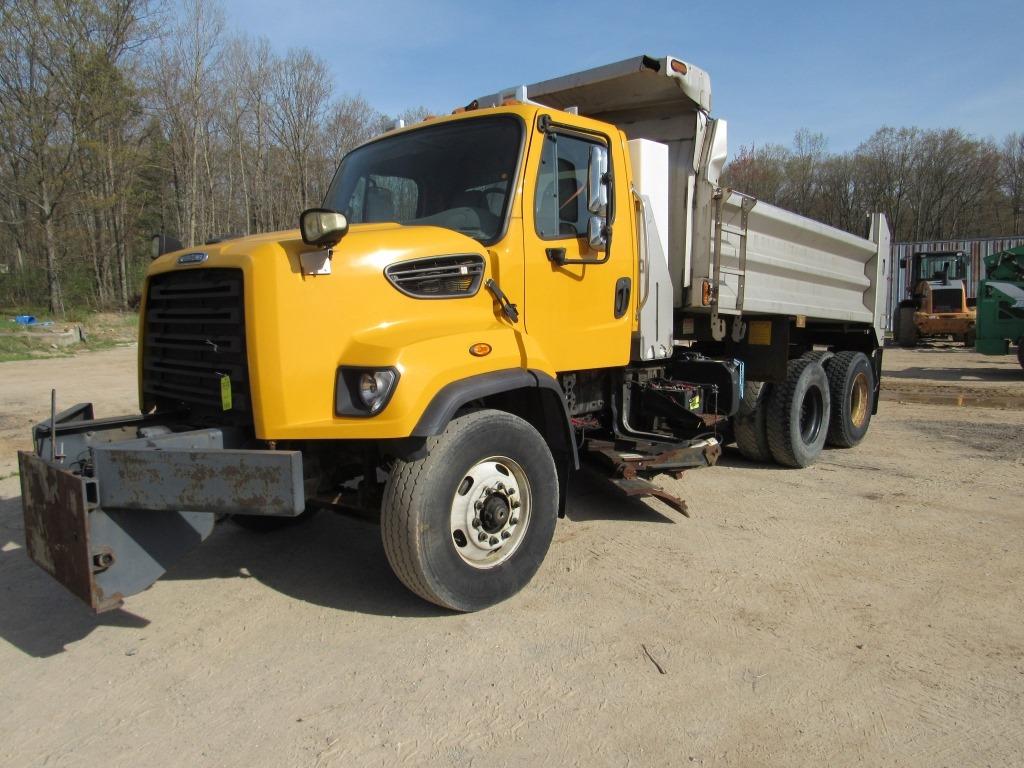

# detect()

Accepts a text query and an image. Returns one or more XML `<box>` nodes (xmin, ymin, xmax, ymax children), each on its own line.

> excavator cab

<box><xmin>893</xmin><ymin>251</ymin><xmax>976</xmax><ymax>347</ymax></box>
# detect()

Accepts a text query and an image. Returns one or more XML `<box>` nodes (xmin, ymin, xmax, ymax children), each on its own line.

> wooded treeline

<box><xmin>2</xmin><ymin>1</ymin><xmax>1022</xmax><ymax>314</ymax></box>
<box><xmin>722</xmin><ymin>127</ymin><xmax>1024</xmax><ymax>244</ymax></box>
<box><xmin>0</xmin><ymin>0</ymin><xmax>425</xmax><ymax>313</ymax></box>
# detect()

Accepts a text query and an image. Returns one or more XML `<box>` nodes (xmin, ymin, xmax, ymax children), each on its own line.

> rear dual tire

<box><xmin>766</xmin><ymin>358</ymin><xmax>831</xmax><ymax>468</ymax></box>
<box><xmin>824</xmin><ymin>351</ymin><xmax>874</xmax><ymax>448</ymax></box>
<box><xmin>733</xmin><ymin>381</ymin><xmax>773</xmax><ymax>462</ymax></box>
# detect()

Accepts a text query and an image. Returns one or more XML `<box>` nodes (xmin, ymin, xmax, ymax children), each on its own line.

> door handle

<box><xmin>614</xmin><ymin>277</ymin><xmax>631</xmax><ymax>318</ymax></box>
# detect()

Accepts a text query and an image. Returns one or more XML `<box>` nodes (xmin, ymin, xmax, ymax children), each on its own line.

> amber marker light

<box><xmin>469</xmin><ymin>343</ymin><xmax>492</xmax><ymax>357</ymax></box>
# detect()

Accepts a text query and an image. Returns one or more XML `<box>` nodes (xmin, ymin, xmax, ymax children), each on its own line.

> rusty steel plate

<box><xmin>17</xmin><ymin>451</ymin><xmax>122</xmax><ymax>612</ymax></box>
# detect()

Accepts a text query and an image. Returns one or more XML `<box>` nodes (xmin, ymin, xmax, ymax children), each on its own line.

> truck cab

<box><xmin>19</xmin><ymin>55</ymin><xmax>890</xmax><ymax>615</ymax></box>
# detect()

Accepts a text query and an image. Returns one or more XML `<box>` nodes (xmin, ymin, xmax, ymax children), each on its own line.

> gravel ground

<box><xmin>1</xmin><ymin>342</ymin><xmax>1021</xmax><ymax>767</ymax></box>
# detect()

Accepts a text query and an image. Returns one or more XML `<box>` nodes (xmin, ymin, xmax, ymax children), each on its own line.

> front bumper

<box><xmin>18</xmin><ymin>403</ymin><xmax>305</xmax><ymax>612</ymax></box>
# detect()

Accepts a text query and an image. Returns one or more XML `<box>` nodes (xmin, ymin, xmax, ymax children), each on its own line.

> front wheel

<box><xmin>381</xmin><ymin>409</ymin><xmax>559</xmax><ymax>611</ymax></box>
<box><xmin>896</xmin><ymin>306</ymin><xmax>919</xmax><ymax>347</ymax></box>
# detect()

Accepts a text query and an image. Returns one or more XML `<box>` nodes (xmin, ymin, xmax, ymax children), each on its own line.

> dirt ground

<box><xmin>1</xmin><ymin>342</ymin><xmax>1022</xmax><ymax>767</ymax></box>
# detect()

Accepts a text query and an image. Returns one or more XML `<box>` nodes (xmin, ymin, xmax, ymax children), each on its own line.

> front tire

<box><xmin>381</xmin><ymin>409</ymin><xmax>559</xmax><ymax>612</ymax></box>
<box><xmin>897</xmin><ymin>306</ymin><xmax>919</xmax><ymax>347</ymax></box>
<box><xmin>766</xmin><ymin>358</ymin><xmax>831</xmax><ymax>468</ymax></box>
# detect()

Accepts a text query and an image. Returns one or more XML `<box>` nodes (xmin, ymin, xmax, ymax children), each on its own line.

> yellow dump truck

<box><xmin>19</xmin><ymin>56</ymin><xmax>889</xmax><ymax>612</ymax></box>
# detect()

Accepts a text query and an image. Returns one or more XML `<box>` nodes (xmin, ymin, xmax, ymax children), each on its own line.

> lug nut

<box><xmin>509</xmin><ymin>517</ymin><xmax>519</xmax><ymax>526</ymax></box>
<box><xmin>472</xmin><ymin>518</ymin><xmax>481</xmax><ymax>528</ymax></box>
<box><xmin>501</xmin><ymin>531</ymin><xmax>511</xmax><ymax>540</ymax></box>
<box><xmin>478</xmin><ymin>531</ymin><xmax>488</xmax><ymax>542</ymax></box>
<box><xmin>496</xmin><ymin>482</ymin><xmax>505</xmax><ymax>492</ymax></box>
<box><xmin>474</xmin><ymin>500</ymin><xmax>483</xmax><ymax>511</ymax></box>
<box><xmin>488</xmin><ymin>536</ymin><xmax>498</xmax><ymax>546</ymax></box>
<box><xmin>511</xmin><ymin>499</ymin><xmax>520</xmax><ymax>509</ymax></box>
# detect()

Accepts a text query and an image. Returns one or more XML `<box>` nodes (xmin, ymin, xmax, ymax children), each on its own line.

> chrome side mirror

<box><xmin>151</xmin><ymin>233</ymin><xmax>183</xmax><ymax>259</ymax></box>
<box><xmin>299</xmin><ymin>208</ymin><xmax>349</xmax><ymax>248</ymax></box>
<box><xmin>587</xmin><ymin>144</ymin><xmax>608</xmax><ymax>217</ymax></box>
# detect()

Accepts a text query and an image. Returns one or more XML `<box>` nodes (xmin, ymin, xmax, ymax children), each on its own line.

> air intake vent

<box><xmin>385</xmin><ymin>254</ymin><xmax>485</xmax><ymax>299</ymax></box>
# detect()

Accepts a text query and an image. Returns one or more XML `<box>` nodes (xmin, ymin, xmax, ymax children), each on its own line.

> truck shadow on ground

<box><xmin>0</xmin><ymin>471</ymin><xmax>686</xmax><ymax>657</ymax></box>
<box><xmin>0</xmin><ymin>494</ymin><xmax>150</xmax><ymax>658</ymax></box>
<box><xmin>885</xmin><ymin>365</ymin><xmax>1022</xmax><ymax>382</ymax></box>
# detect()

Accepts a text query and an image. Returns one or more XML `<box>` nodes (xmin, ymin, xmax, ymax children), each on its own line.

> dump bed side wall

<box><xmin>686</xmin><ymin>191</ymin><xmax>887</xmax><ymax>338</ymax></box>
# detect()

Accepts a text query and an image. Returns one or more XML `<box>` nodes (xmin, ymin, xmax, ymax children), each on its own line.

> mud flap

<box><xmin>18</xmin><ymin>452</ymin><xmax>214</xmax><ymax>613</ymax></box>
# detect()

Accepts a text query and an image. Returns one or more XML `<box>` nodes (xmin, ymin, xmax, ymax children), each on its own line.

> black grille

<box><xmin>142</xmin><ymin>268</ymin><xmax>251</xmax><ymax>422</ymax></box>
<box><xmin>385</xmin><ymin>254</ymin><xmax>484</xmax><ymax>298</ymax></box>
<box><xmin>931</xmin><ymin>288</ymin><xmax>962</xmax><ymax>313</ymax></box>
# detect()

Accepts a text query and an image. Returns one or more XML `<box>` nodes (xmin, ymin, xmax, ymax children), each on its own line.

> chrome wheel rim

<box><xmin>449</xmin><ymin>456</ymin><xmax>531</xmax><ymax>569</ymax></box>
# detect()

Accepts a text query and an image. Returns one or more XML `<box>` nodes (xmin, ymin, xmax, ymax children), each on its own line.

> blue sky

<box><xmin>221</xmin><ymin>0</ymin><xmax>1023</xmax><ymax>153</ymax></box>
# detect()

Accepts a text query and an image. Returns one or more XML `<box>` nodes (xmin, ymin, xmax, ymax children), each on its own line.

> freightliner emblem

<box><xmin>177</xmin><ymin>252</ymin><xmax>209</xmax><ymax>265</ymax></box>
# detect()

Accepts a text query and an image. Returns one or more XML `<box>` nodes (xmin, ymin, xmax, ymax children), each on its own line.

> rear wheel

<box><xmin>733</xmin><ymin>381</ymin><xmax>772</xmax><ymax>462</ymax></box>
<box><xmin>766</xmin><ymin>358</ymin><xmax>830</xmax><ymax>468</ymax></box>
<box><xmin>825</xmin><ymin>352</ymin><xmax>874</xmax><ymax>448</ymax></box>
<box><xmin>896</xmin><ymin>306</ymin><xmax>919</xmax><ymax>347</ymax></box>
<box><xmin>381</xmin><ymin>409</ymin><xmax>558</xmax><ymax>612</ymax></box>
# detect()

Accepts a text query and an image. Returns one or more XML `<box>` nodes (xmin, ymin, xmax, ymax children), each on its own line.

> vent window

<box><xmin>385</xmin><ymin>254</ymin><xmax>485</xmax><ymax>299</ymax></box>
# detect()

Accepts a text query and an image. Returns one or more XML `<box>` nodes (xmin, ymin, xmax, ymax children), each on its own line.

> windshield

<box><xmin>322</xmin><ymin>116</ymin><xmax>522</xmax><ymax>243</ymax></box>
<box><xmin>917</xmin><ymin>253</ymin><xmax>966</xmax><ymax>281</ymax></box>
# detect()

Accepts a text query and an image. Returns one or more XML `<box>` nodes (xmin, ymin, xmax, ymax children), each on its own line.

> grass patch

<box><xmin>0</xmin><ymin>309</ymin><xmax>139</xmax><ymax>363</ymax></box>
<box><xmin>0</xmin><ymin>335</ymin><xmax>40</xmax><ymax>362</ymax></box>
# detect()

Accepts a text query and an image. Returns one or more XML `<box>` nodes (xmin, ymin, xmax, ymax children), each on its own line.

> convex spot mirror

<box><xmin>587</xmin><ymin>144</ymin><xmax>608</xmax><ymax>217</ymax></box>
<box><xmin>300</xmin><ymin>208</ymin><xmax>349</xmax><ymax>248</ymax></box>
<box><xmin>587</xmin><ymin>144</ymin><xmax>609</xmax><ymax>252</ymax></box>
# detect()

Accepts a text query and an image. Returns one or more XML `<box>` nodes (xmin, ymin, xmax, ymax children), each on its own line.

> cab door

<box><xmin>522</xmin><ymin>122</ymin><xmax>635</xmax><ymax>372</ymax></box>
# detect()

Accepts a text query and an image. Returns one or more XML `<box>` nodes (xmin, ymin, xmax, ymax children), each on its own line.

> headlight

<box><xmin>358</xmin><ymin>370</ymin><xmax>397</xmax><ymax>413</ymax></box>
<box><xmin>335</xmin><ymin>367</ymin><xmax>400</xmax><ymax>416</ymax></box>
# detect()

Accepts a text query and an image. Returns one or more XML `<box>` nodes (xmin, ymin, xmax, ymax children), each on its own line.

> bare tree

<box><xmin>269</xmin><ymin>48</ymin><xmax>331</xmax><ymax>211</ymax></box>
<box><xmin>1002</xmin><ymin>133</ymin><xmax>1024</xmax><ymax>235</ymax></box>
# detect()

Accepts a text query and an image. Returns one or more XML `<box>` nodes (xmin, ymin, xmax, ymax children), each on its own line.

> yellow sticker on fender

<box><xmin>220</xmin><ymin>374</ymin><xmax>232</xmax><ymax>411</ymax></box>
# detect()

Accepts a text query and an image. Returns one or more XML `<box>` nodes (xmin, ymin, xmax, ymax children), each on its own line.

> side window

<box><xmin>347</xmin><ymin>174</ymin><xmax>419</xmax><ymax>223</ymax></box>
<box><xmin>534</xmin><ymin>133</ymin><xmax>603</xmax><ymax>239</ymax></box>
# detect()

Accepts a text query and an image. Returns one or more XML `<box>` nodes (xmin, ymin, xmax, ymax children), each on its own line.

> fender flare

<box><xmin>411</xmin><ymin>368</ymin><xmax>579</xmax><ymax>471</ymax></box>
